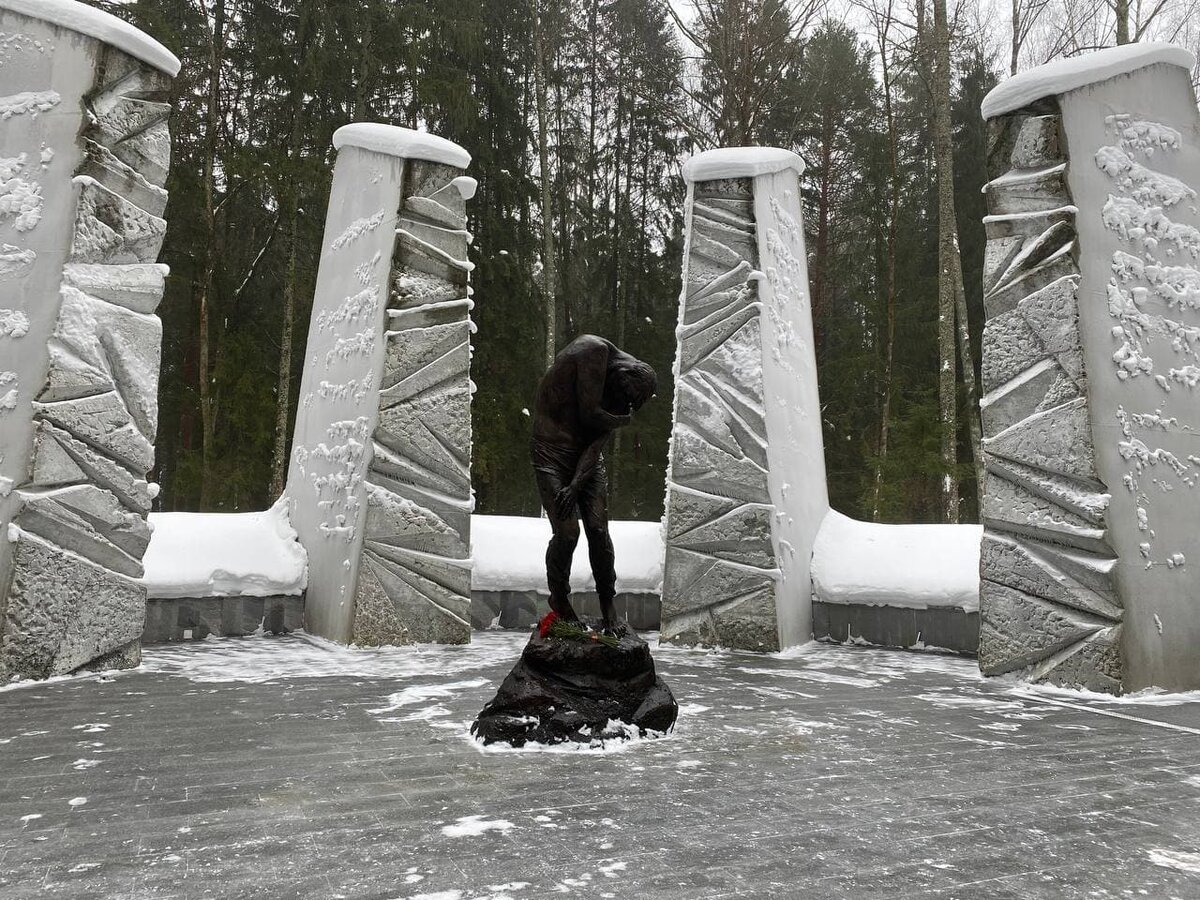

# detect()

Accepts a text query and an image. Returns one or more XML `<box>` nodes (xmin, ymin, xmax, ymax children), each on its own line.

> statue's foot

<box><xmin>598</xmin><ymin>599</ymin><xmax>617</xmax><ymax>635</ymax></box>
<box><xmin>548</xmin><ymin>600</ymin><xmax>580</xmax><ymax>623</ymax></box>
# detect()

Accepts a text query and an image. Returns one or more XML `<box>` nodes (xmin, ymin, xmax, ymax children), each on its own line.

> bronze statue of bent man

<box><xmin>530</xmin><ymin>334</ymin><xmax>657</xmax><ymax>633</ymax></box>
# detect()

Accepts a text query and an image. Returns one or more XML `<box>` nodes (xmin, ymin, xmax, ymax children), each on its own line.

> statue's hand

<box><xmin>554</xmin><ymin>484</ymin><xmax>579</xmax><ymax>519</ymax></box>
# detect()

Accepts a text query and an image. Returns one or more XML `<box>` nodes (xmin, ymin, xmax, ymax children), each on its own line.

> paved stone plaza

<box><xmin>2</xmin><ymin>632</ymin><xmax>1199</xmax><ymax>899</ymax></box>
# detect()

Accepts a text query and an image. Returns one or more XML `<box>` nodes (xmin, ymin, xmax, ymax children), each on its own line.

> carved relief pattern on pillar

<box><xmin>352</xmin><ymin>161</ymin><xmax>474</xmax><ymax>646</ymax></box>
<box><xmin>1095</xmin><ymin>115</ymin><xmax>1200</xmax><ymax>570</ymax></box>
<box><xmin>661</xmin><ymin>178</ymin><xmax>781</xmax><ymax>651</ymax></box>
<box><xmin>978</xmin><ymin>110</ymin><xmax>1122</xmax><ymax>692</ymax></box>
<box><xmin>3</xmin><ymin>46</ymin><xmax>170</xmax><ymax>678</ymax></box>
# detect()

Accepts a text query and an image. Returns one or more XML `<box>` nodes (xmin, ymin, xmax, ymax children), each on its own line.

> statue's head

<box><xmin>609</xmin><ymin>358</ymin><xmax>657</xmax><ymax>413</ymax></box>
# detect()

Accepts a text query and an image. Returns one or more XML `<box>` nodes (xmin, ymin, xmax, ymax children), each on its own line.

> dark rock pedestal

<box><xmin>471</xmin><ymin>619</ymin><xmax>677</xmax><ymax>747</ymax></box>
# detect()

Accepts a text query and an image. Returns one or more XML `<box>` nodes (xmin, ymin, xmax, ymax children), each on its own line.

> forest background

<box><xmin>98</xmin><ymin>0</ymin><xmax>1200</xmax><ymax>524</ymax></box>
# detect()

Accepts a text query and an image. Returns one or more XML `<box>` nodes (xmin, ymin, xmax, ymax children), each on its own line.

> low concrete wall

<box><xmin>812</xmin><ymin>603</ymin><xmax>979</xmax><ymax>655</ymax></box>
<box><xmin>143</xmin><ymin>591</ymin><xmax>658</xmax><ymax>642</ymax></box>
<box><xmin>143</xmin><ymin>592</ymin><xmax>979</xmax><ymax>655</ymax></box>
<box><xmin>471</xmin><ymin>591</ymin><xmax>661</xmax><ymax>632</ymax></box>
<box><xmin>143</xmin><ymin>583</ymin><xmax>980</xmax><ymax>660</ymax></box>
<box><xmin>143</xmin><ymin>596</ymin><xmax>304</xmax><ymax>643</ymax></box>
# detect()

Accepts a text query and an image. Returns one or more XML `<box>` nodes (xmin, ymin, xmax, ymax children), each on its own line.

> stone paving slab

<box><xmin>1</xmin><ymin>633</ymin><xmax>1199</xmax><ymax>899</ymax></box>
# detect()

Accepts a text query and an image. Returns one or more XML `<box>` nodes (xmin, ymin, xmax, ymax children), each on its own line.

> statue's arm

<box><xmin>575</xmin><ymin>343</ymin><xmax>631</xmax><ymax>431</ymax></box>
<box><xmin>571</xmin><ymin>433</ymin><xmax>609</xmax><ymax>489</ymax></box>
<box><xmin>555</xmin><ymin>433</ymin><xmax>610</xmax><ymax>518</ymax></box>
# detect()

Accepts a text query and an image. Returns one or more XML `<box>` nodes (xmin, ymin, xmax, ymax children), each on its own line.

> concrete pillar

<box><xmin>979</xmin><ymin>44</ymin><xmax>1200</xmax><ymax>692</ymax></box>
<box><xmin>285</xmin><ymin>125</ymin><xmax>476</xmax><ymax>647</ymax></box>
<box><xmin>660</xmin><ymin>149</ymin><xmax>829</xmax><ymax>651</ymax></box>
<box><xmin>0</xmin><ymin>0</ymin><xmax>178</xmax><ymax>681</ymax></box>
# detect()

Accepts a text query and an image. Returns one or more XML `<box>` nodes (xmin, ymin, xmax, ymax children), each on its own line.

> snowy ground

<box><xmin>2</xmin><ymin>634</ymin><xmax>1200</xmax><ymax>899</ymax></box>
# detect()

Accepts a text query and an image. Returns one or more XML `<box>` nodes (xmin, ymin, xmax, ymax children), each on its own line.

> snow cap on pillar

<box><xmin>981</xmin><ymin>42</ymin><xmax>1196</xmax><ymax>120</ymax></box>
<box><xmin>333</xmin><ymin>123</ymin><xmax>472</xmax><ymax>170</ymax></box>
<box><xmin>682</xmin><ymin>147</ymin><xmax>805</xmax><ymax>183</ymax></box>
<box><xmin>0</xmin><ymin>0</ymin><xmax>181</xmax><ymax>75</ymax></box>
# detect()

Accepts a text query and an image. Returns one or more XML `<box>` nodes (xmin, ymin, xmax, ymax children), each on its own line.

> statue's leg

<box><xmin>580</xmin><ymin>458</ymin><xmax>618</xmax><ymax>632</ymax></box>
<box><xmin>534</xmin><ymin>467</ymin><xmax>580</xmax><ymax>620</ymax></box>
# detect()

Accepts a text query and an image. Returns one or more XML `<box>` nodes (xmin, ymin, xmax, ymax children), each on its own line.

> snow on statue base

<box><xmin>471</xmin><ymin>617</ymin><xmax>677</xmax><ymax>748</ymax></box>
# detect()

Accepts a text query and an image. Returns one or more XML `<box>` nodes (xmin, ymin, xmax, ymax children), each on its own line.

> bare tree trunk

<box><xmin>872</xmin><ymin>11</ymin><xmax>899</xmax><ymax>522</ymax></box>
<box><xmin>268</xmin><ymin>210</ymin><xmax>299</xmax><ymax>499</ymax></box>
<box><xmin>532</xmin><ymin>0</ymin><xmax>558</xmax><ymax>370</ymax></box>
<box><xmin>1011</xmin><ymin>0</ymin><xmax>1021</xmax><ymax>74</ymax></box>
<box><xmin>586</xmin><ymin>0</ymin><xmax>598</xmax><ymax>234</ymax></box>
<box><xmin>953</xmin><ymin>251</ymin><xmax>984</xmax><ymax>516</ymax></box>
<box><xmin>1115</xmin><ymin>0</ymin><xmax>1131</xmax><ymax>43</ymax></box>
<box><xmin>610</xmin><ymin>42</ymin><xmax>633</xmax><ymax>503</ymax></box>
<box><xmin>813</xmin><ymin>126</ymin><xmax>832</xmax><ymax>354</ymax></box>
<box><xmin>933</xmin><ymin>0</ymin><xmax>960</xmax><ymax>523</ymax></box>
<box><xmin>269</xmin><ymin>2</ymin><xmax>315</xmax><ymax>499</ymax></box>
<box><xmin>353</xmin><ymin>13</ymin><xmax>374</xmax><ymax>120</ymax></box>
<box><xmin>553</xmin><ymin>50</ymin><xmax>572</xmax><ymax>342</ymax></box>
<box><xmin>612</xmin><ymin>40</ymin><xmax>625</xmax><ymax>321</ymax></box>
<box><xmin>197</xmin><ymin>0</ymin><xmax>226</xmax><ymax>511</ymax></box>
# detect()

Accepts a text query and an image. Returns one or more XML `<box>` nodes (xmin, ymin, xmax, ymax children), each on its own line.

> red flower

<box><xmin>538</xmin><ymin>611</ymin><xmax>560</xmax><ymax>638</ymax></box>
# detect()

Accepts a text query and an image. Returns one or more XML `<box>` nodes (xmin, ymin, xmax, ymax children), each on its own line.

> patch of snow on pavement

<box><xmin>441</xmin><ymin>816</ymin><xmax>515</xmax><ymax>838</ymax></box>
<box><xmin>1010</xmin><ymin>680</ymin><xmax>1200</xmax><ymax>707</ymax></box>
<box><xmin>1148</xmin><ymin>848</ymin><xmax>1200</xmax><ymax>874</ymax></box>
<box><xmin>0</xmin><ymin>671</ymin><xmax>128</xmax><ymax>694</ymax></box>
<box><xmin>598</xmin><ymin>861</ymin><xmax>627</xmax><ymax>878</ymax></box>
<box><xmin>141</xmin><ymin>631</ymin><xmax>525</xmax><ymax>684</ymax></box>
<box><xmin>916</xmin><ymin>693</ymin><xmax>1025</xmax><ymax>711</ymax></box>
<box><xmin>387</xmin><ymin>706</ymin><xmax>455</xmax><ymax>723</ymax></box>
<box><xmin>370</xmin><ymin>680</ymin><xmax>489</xmax><ymax>715</ymax></box>
<box><xmin>783</xmin><ymin>717</ymin><xmax>839</xmax><ymax>736</ymax></box>
<box><xmin>465</xmin><ymin>720</ymin><xmax>673</xmax><ymax>756</ymax></box>
<box><xmin>736</xmin><ymin>665</ymin><xmax>879</xmax><ymax>688</ymax></box>
<box><xmin>776</xmin><ymin>643</ymin><xmax>980</xmax><ymax>681</ymax></box>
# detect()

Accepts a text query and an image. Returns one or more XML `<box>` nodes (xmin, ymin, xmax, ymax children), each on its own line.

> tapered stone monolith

<box><xmin>979</xmin><ymin>44</ymin><xmax>1200</xmax><ymax>692</ymax></box>
<box><xmin>285</xmin><ymin>125</ymin><xmax>476</xmax><ymax>647</ymax></box>
<box><xmin>0</xmin><ymin>0</ymin><xmax>178</xmax><ymax>681</ymax></box>
<box><xmin>660</xmin><ymin>149</ymin><xmax>829</xmax><ymax>651</ymax></box>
